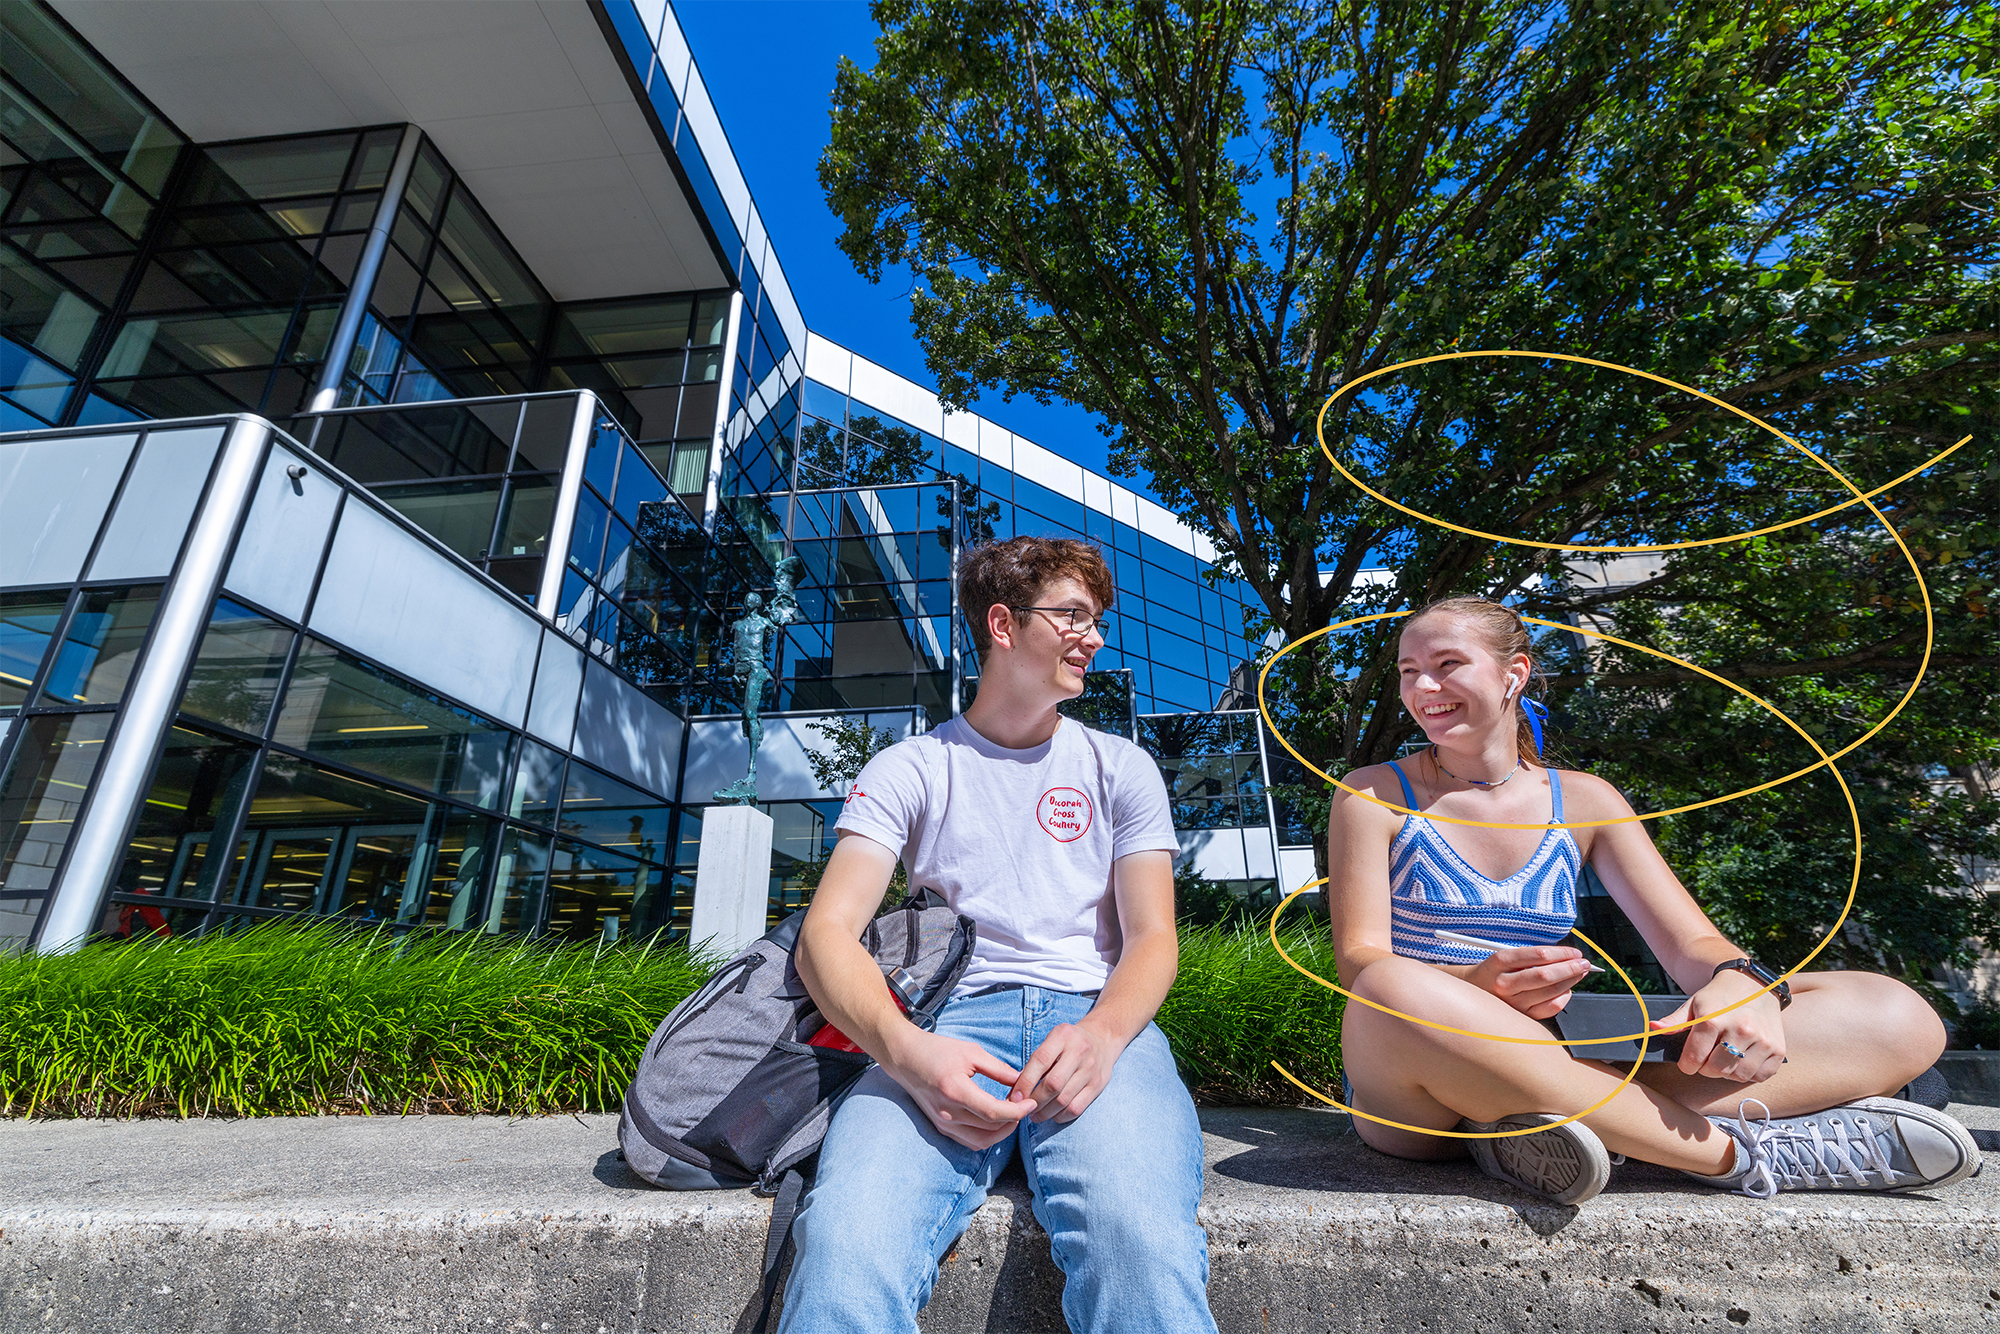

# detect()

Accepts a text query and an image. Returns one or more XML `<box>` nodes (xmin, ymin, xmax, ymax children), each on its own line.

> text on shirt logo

<box><xmin>1036</xmin><ymin>787</ymin><xmax>1093</xmax><ymax>842</ymax></box>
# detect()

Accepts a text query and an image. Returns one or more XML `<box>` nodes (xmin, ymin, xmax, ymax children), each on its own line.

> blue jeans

<box><xmin>778</xmin><ymin>986</ymin><xmax>1215</xmax><ymax>1334</ymax></box>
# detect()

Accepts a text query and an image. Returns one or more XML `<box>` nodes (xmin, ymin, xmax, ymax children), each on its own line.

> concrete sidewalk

<box><xmin>3</xmin><ymin>1104</ymin><xmax>1997</xmax><ymax>1333</ymax></box>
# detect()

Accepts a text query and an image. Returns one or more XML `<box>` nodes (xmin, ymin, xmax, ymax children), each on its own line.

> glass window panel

<box><xmin>436</xmin><ymin>189</ymin><xmax>548</xmax><ymax>327</ymax></box>
<box><xmin>508</xmin><ymin>734</ymin><xmax>567</xmax><ymax>825</ymax></box>
<box><xmin>0</xmin><ymin>432</ymin><xmax>137</xmax><ymax>586</ymax></box>
<box><xmin>474</xmin><ymin>825</ymin><xmax>549</xmax><ymax>934</ymax></box>
<box><xmin>390</xmin><ymin>205</ymin><xmax>430</xmax><ymax>267</ymax></box>
<box><xmin>372</xmin><ymin>478</ymin><xmax>504</xmax><ymax>561</ymax></box>
<box><xmin>259</xmin><ymin>196</ymin><xmax>332</xmax><ymax>237</ymax></box>
<box><xmin>226</xmin><ymin>752</ymin><xmax>433</xmax><ymax>916</ymax></box>
<box><xmin>0</xmin><ymin>894</ymin><xmax>47</xmax><ymax>949</ymax></box>
<box><xmin>569</xmin><ymin>487</ymin><xmax>611</xmax><ymax>579</ymax></box>
<box><xmin>154</xmin><ymin>239</ymin><xmax>340</xmax><ymax>307</ymax></box>
<box><xmin>0</xmin><ymin>591</ymin><xmax>68</xmax><ymax>711</ymax></box>
<box><xmin>494</xmin><ymin>474</ymin><xmax>555</xmax><ymax>560</ymax></box>
<box><xmin>582</xmin><ymin>416</ymin><xmax>622</xmax><ymax>496</ymax></box>
<box><xmin>1</xmin><ymin>253</ymin><xmax>102</xmax><ymax>373</ymax></box>
<box><xmin>404</xmin><ymin>143</ymin><xmax>449</xmax><ymax>224</ymax></box>
<box><xmin>98</xmin><ymin>308</ymin><xmax>297</xmax><ymax>377</ymax></box>
<box><xmin>89</xmin><ymin>425</ymin><xmax>224</xmax><ymax>581</ymax></box>
<box><xmin>552</xmin><ymin>297</ymin><xmax>693</xmax><ymax>357</ymax></box>
<box><xmin>0</xmin><ymin>711</ymin><xmax>113</xmax><ymax>897</ymax></box>
<box><xmin>599</xmin><ymin>516</ymin><xmax>637</xmax><ymax>601</ymax></box>
<box><xmin>543</xmin><ymin>838</ymin><xmax>658</xmax><ymax>944</ymax></box>
<box><xmin>367</xmin><ymin>244</ymin><xmax>424</xmax><ymax>326</ymax></box>
<box><xmin>411</xmin><ymin>807</ymin><xmax>500</xmax><ymax>929</ymax></box>
<box><xmin>180</xmin><ymin>597</ymin><xmax>295</xmax><ymax>735</ymax></box>
<box><xmin>348</xmin><ymin>129</ymin><xmax>401</xmax><ymax>191</ymax></box>
<box><xmin>608</xmin><ymin>613</ymin><xmax>681</xmax><ymax>689</ymax></box>
<box><xmin>674</xmin><ymin>382</ymin><xmax>719</xmax><ymax>438</ymax></box>
<box><xmin>205</xmin><ymin>135</ymin><xmax>355</xmax><ymax>200</ymax></box>
<box><xmin>110</xmin><ymin>723</ymin><xmax>259</xmax><ymax>904</ymax></box>
<box><xmin>558</xmin><ymin>760</ymin><xmax>670</xmax><ymax>859</ymax></box>
<box><xmin>693</xmin><ymin>295</ymin><xmax>730</xmax><ymax>347</ymax></box>
<box><xmin>42</xmin><ymin>584</ymin><xmax>160</xmax><ymax>707</ymax></box>
<box><xmin>273</xmin><ymin>638</ymin><xmax>515</xmax><ymax>810</ymax></box>
<box><xmin>3</xmin><ymin>3</ymin><xmax>184</xmax><ymax>179</ymax></box>
<box><xmin>314</xmin><ymin>402</ymin><xmax>511</xmax><ymax>481</ymax></box>
<box><xmin>513</xmin><ymin>397</ymin><xmax>575</xmax><ymax>471</ymax></box>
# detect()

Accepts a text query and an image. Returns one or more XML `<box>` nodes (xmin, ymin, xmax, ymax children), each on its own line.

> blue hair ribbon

<box><xmin>1520</xmin><ymin>696</ymin><xmax>1548</xmax><ymax>754</ymax></box>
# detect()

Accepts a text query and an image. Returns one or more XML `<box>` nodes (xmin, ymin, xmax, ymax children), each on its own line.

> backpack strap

<box><xmin>752</xmin><ymin>1165</ymin><xmax>808</xmax><ymax>1334</ymax></box>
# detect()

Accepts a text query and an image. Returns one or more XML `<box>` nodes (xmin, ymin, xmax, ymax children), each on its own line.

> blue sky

<box><xmin>674</xmin><ymin>0</ymin><xmax>1136</xmax><ymax>490</ymax></box>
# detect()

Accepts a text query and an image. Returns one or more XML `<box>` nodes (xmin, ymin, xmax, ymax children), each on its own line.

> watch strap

<box><xmin>1713</xmin><ymin>958</ymin><xmax>1791</xmax><ymax>1009</ymax></box>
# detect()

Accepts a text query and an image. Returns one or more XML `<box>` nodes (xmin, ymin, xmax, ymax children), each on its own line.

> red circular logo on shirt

<box><xmin>1037</xmin><ymin>787</ymin><xmax>1093</xmax><ymax>842</ymax></box>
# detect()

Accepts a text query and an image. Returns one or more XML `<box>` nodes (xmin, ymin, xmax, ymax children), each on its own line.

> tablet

<box><xmin>1549</xmin><ymin>992</ymin><xmax>1690</xmax><ymax>1063</ymax></box>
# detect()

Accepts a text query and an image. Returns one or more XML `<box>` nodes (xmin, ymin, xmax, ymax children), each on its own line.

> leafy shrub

<box><xmin>2</xmin><ymin>919</ymin><xmax>1345</xmax><ymax>1117</ymax></box>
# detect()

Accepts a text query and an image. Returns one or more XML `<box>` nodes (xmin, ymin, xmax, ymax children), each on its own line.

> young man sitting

<box><xmin>782</xmin><ymin>536</ymin><xmax>1217</xmax><ymax>1334</ymax></box>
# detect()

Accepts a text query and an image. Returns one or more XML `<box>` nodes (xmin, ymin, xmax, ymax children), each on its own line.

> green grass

<box><xmin>1156</xmin><ymin>923</ymin><xmax>1346</xmax><ymax>1105</ymax></box>
<box><xmin>2</xmin><ymin>919</ymin><xmax>1344</xmax><ymax>1118</ymax></box>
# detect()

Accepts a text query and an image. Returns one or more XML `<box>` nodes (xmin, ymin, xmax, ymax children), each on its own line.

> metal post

<box><xmin>1250</xmin><ymin>706</ymin><xmax>1288</xmax><ymax>901</ymax></box>
<box><xmin>949</xmin><ymin>477</ymin><xmax>963</xmax><ymax>716</ymax></box>
<box><xmin>306</xmin><ymin>125</ymin><xmax>424</xmax><ymax>413</ymax></box>
<box><xmin>533</xmin><ymin>391</ymin><xmax>600</xmax><ymax>622</ymax></box>
<box><xmin>37</xmin><ymin>416</ymin><xmax>274</xmax><ymax>952</ymax></box>
<box><xmin>700</xmin><ymin>289</ymin><xmax>745</xmax><ymax>534</ymax></box>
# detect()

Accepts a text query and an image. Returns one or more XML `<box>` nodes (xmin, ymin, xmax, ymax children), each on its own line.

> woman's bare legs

<box><xmin>1626</xmin><ymin>971</ymin><xmax>1944</xmax><ymax>1117</ymax></box>
<box><xmin>1338</xmin><ymin>960</ymin><xmax>1944</xmax><ymax>1175</ymax></box>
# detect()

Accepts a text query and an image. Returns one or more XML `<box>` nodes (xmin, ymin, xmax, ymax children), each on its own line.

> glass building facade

<box><xmin>0</xmin><ymin>0</ymin><xmax>1310</xmax><ymax>951</ymax></box>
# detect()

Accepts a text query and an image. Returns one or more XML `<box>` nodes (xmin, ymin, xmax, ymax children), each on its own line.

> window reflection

<box><xmin>111</xmin><ymin>724</ymin><xmax>259</xmax><ymax>906</ymax></box>
<box><xmin>273</xmin><ymin>638</ymin><xmax>514</xmax><ymax>810</ymax></box>
<box><xmin>417</xmin><ymin>808</ymin><xmax>501</xmax><ymax>930</ymax></box>
<box><xmin>508</xmin><ymin>736</ymin><xmax>566</xmax><ymax>826</ymax></box>
<box><xmin>0</xmin><ymin>711</ymin><xmax>113</xmax><ymax>897</ymax></box>
<box><xmin>479</xmin><ymin>825</ymin><xmax>550</xmax><ymax>934</ymax></box>
<box><xmin>226</xmin><ymin>753</ymin><xmax>431</xmax><ymax>917</ymax></box>
<box><xmin>42</xmin><ymin>584</ymin><xmax>161</xmax><ymax>706</ymax></box>
<box><xmin>0</xmin><ymin>590</ymin><xmax>68</xmax><ymax>711</ymax></box>
<box><xmin>180</xmin><ymin>598</ymin><xmax>294</xmax><ymax>735</ymax></box>
<box><xmin>558</xmin><ymin>761</ymin><xmax>670</xmax><ymax>860</ymax></box>
<box><xmin>543</xmin><ymin>838</ymin><xmax>657</xmax><ymax>944</ymax></box>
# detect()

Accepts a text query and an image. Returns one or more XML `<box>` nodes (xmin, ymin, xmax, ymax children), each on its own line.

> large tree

<box><xmin>822</xmin><ymin>0</ymin><xmax>2000</xmax><ymax>985</ymax></box>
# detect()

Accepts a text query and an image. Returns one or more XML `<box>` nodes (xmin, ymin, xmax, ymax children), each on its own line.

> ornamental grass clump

<box><xmin>2</xmin><ymin>918</ymin><xmax>1344</xmax><ymax>1117</ymax></box>
<box><xmin>1156</xmin><ymin>923</ymin><xmax>1345</xmax><ymax>1105</ymax></box>
<box><xmin>0</xmin><ymin>921</ymin><xmax>714</xmax><ymax>1118</ymax></box>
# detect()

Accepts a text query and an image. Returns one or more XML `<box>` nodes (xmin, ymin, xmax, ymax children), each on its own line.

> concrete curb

<box><xmin>4</xmin><ymin>1106</ymin><xmax>1997</xmax><ymax>1333</ymax></box>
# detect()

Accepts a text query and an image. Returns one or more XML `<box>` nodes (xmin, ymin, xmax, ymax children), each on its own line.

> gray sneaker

<box><xmin>1459</xmin><ymin>1113</ymin><xmax>1613</xmax><ymax>1205</ymax></box>
<box><xmin>1685</xmin><ymin>1097</ymin><xmax>1981</xmax><ymax>1198</ymax></box>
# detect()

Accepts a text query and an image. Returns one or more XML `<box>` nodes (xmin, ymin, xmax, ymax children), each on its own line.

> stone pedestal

<box><xmin>690</xmin><ymin>805</ymin><xmax>774</xmax><ymax>959</ymax></box>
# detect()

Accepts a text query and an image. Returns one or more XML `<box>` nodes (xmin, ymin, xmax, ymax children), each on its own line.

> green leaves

<box><xmin>2</xmin><ymin>919</ymin><xmax>1354</xmax><ymax>1113</ymax></box>
<box><xmin>0</xmin><ymin>922</ymin><xmax>714</xmax><ymax>1118</ymax></box>
<box><xmin>830</xmin><ymin>0</ymin><xmax>1998</xmax><ymax>986</ymax></box>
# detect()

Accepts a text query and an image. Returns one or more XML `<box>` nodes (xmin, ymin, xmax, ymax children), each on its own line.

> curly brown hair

<box><xmin>959</xmin><ymin>537</ymin><xmax>1115</xmax><ymax>654</ymax></box>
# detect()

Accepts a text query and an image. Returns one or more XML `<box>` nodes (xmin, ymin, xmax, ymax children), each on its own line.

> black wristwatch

<box><xmin>1712</xmin><ymin>958</ymin><xmax>1791</xmax><ymax>1009</ymax></box>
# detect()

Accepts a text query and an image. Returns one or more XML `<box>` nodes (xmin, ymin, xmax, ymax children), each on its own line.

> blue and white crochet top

<box><xmin>1384</xmin><ymin>758</ymin><xmax>1580</xmax><ymax>964</ymax></box>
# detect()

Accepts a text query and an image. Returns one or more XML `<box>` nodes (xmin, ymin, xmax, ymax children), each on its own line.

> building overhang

<box><xmin>49</xmin><ymin>0</ymin><xmax>730</xmax><ymax>300</ymax></box>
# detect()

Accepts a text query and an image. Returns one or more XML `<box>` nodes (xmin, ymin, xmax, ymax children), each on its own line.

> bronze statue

<box><xmin>713</xmin><ymin>555</ymin><xmax>804</xmax><ymax>804</ymax></box>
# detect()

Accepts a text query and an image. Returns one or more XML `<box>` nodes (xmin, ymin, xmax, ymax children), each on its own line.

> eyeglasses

<box><xmin>1010</xmin><ymin>606</ymin><xmax>1112</xmax><ymax>637</ymax></box>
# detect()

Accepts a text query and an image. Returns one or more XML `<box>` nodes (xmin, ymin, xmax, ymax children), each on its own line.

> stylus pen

<box><xmin>1434</xmin><ymin>929</ymin><xmax>1605</xmax><ymax>972</ymax></box>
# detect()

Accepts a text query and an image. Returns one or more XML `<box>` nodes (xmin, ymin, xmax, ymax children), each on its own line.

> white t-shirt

<box><xmin>834</xmin><ymin>716</ymin><xmax>1180</xmax><ymax>995</ymax></box>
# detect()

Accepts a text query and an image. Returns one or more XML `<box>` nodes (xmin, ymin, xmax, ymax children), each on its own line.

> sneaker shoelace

<box><xmin>1727</xmin><ymin>1099</ymin><xmax>1903</xmax><ymax>1198</ymax></box>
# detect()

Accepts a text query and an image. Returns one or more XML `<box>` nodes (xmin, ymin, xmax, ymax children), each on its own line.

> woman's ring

<box><xmin>1719</xmin><ymin>1041</ymin><xmax>1746</xmax><ymax>1058</ymax></box>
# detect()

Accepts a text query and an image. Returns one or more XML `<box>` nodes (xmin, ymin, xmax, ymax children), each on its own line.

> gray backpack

<box><xmin>617</xmin><ymin>888</ymin><xmax>976</xmax><ymax>1327</ymax></box>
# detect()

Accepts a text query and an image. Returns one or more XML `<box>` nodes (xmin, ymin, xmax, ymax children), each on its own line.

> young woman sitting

<box><xmin>1326</xmin><ymin>596</ymin><xmax>1978</xmax><ymax>1204</ymax></box>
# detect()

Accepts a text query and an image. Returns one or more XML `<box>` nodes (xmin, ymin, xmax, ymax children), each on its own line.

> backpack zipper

<box><xmin>651</xmin><ymin>954</ymin><xmax>765</xmax><ymax>1053</ymax></box>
